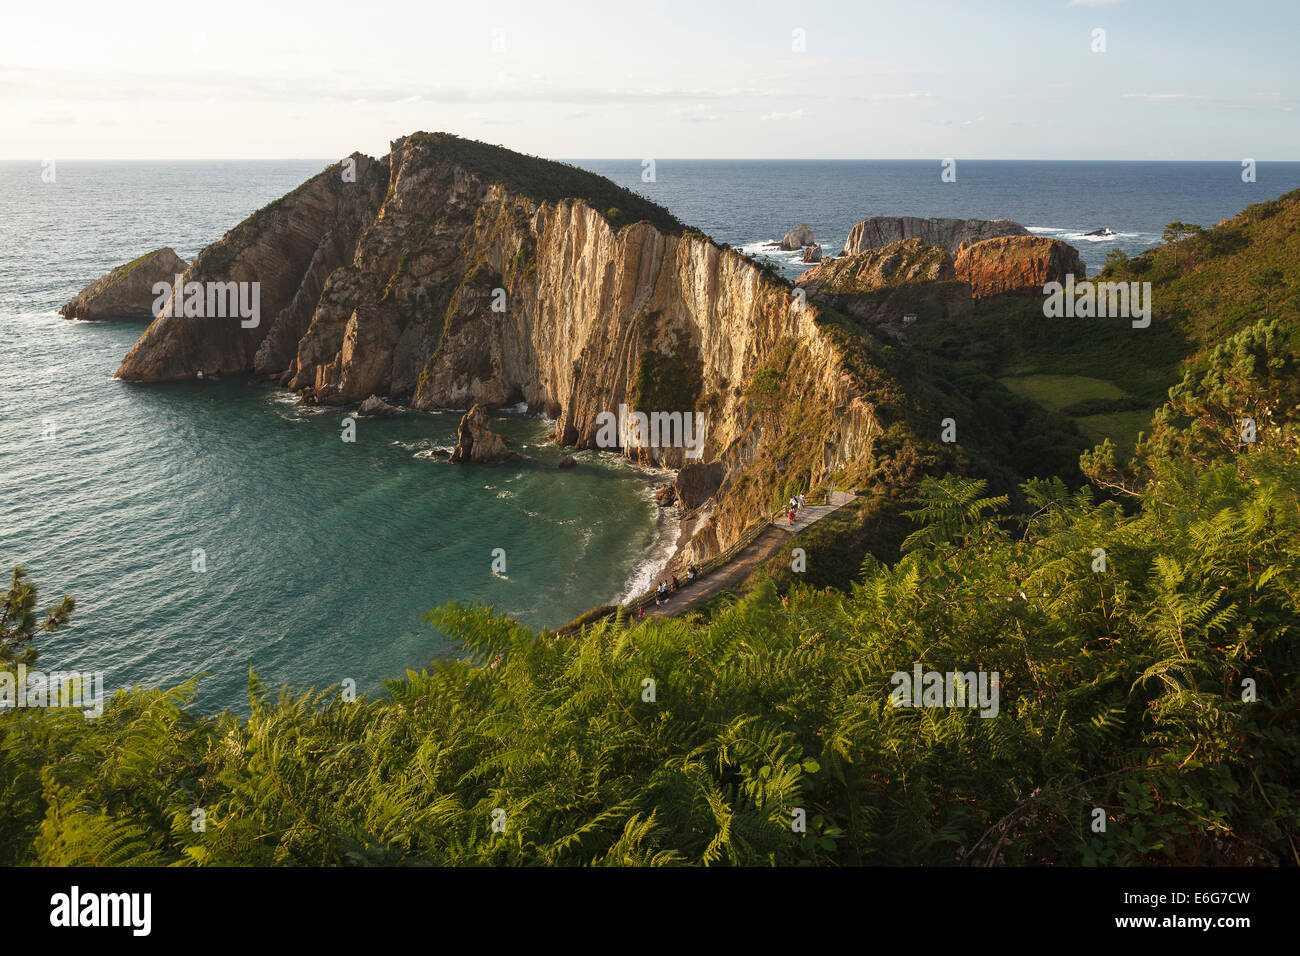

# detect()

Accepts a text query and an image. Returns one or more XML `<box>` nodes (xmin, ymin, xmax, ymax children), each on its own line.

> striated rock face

<box><xmin>451</xmin><ymin>403</ymin><xmax>519</xmax><ymax>463</ymax></box>
<box><xmin>954</xmin><ymin>236</ymin><xmax>1086</xmax><ymax>298</ymax></box>
<box><xmin>61</xmin><ymin>248</ymin><xmax>188</xmax><ymax>320</ymax></box>
<box><xmin>113</xmin><ymin>132</ymin><xmax>891</xmax><ymax>561</ymax></box>
<box><xmin>841</xmin><ymin>216</ymin><xmax>1031</xmax><ymax>257</ymax></box>
<box><xmin>780</xmin><ymin>224</ymin><xmax>815</xmax><ymax>250</ymax></box>
<box><xmin>116</xmin><ymin>153</ymin><xmax>388</xmax><ymax>380</ymax></box>
<box><xmin>801</xmin><ymin>243</ymin><xmax>822</xmax><ymax>263</ymax></box>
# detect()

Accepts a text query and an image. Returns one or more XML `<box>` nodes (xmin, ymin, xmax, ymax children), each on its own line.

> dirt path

<box><xmin>642</xmin><ymin>491</ymin><xmax>856</xmax><ymax>618</ymax></box>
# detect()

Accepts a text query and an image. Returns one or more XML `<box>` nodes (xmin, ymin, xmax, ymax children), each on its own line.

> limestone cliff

<box><xmin>114</xmin><ymin>133</ymin><xmax>895</xmax><ymax>562</ymax></box>
<box><xmin>61</xmin><ymin>248</ymin><xmax>188</xmax><ymax>320</ymax></box>
<box><xmin>842</xmin><ymin>216</ymin><xmax>1031</xmax><ymax>257</ymax></box>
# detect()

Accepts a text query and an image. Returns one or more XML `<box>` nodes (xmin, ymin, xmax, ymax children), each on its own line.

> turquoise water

<box><xmin>0</xmin><ymin>162</ymin><xmax>671</xmax><ymax>713</ymax></box>
<box><xmin>5</xmin><ymin>158</ymin><xmax>1296</xmax><ymax>714</ymax></box>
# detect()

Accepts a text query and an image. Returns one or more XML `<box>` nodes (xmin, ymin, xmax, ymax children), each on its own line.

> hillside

<box><xmin>900</xmin><ymin>190</ymin><xmax>1300</xmax><ymax>453</ymax></box>
<box><xmin>4</xmin><ymin>316</ymin><xmax>1297</xmax><ymax>866</ymax></box>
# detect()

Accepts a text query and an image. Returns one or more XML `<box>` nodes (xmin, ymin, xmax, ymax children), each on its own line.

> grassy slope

<box><xmin>906</xmin><ymin>188</ymin><xmax>1300</xmax><ymax>455</ymax></box>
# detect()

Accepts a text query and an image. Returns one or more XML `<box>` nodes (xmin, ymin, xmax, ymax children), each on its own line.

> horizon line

<box><xmin>3</xmin><ymin>157</ymin><xmax>1300</xmax><ymax>164</ymax></box>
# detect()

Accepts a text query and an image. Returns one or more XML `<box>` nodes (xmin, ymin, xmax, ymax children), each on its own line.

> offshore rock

<box><xmin>61</xmin><ymin>248</ymin><xmax>188</xmax><ymax>320</ymax></box>
<box><xmin>841</xmin><ymin>216</ymin><xmax>1031</xmax><ymax>257</ymax></box>
<box><xmin>780</xmin><ymin>223</ymin><xmax>815</xmax><ymax>250</ymax></box>
<box><xmin>796</xmin><ymin>239</ymin><xmax>972</xmax><ymax>325</ymax></box>
<box><xmin>357</xmin><ymin>394</ymin><xmax>399</xmax><ymax>417</ymax></box>
<box><xmin>450</xmin><ymin>403</ymin><xmax>519</xmax><ymax>464</ymax></box>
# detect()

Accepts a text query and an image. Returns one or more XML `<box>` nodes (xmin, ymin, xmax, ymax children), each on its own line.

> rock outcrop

<box><xmin>357</xmin><ymin>394</ymin><xmax>399</xmax><ymax>417</ymax></box>
<box><xmin>674</xmin><ymin>461</ymin><xmax>724</xmax><ymax>510</ymax></box>
<box><xmin>801</xmin><ymin>243</ymin><xmax>822</xmax><ymax>263</ymax></box>
<box><xmin>954</xmin><ymin>236</ymin><xmax>1086</xmax><ymax>298</ymax></box>
<box><xmin>61</xmin><ymin>248</ymin><xmax>188</xmax><ymax>320</ymax></box>
<box><xmin>780</xmin><ymin>224</ymin><xmax>815</xmax><ymax>250</ymax></box>
<box><xmin>797</xmin><ymin>239</ymin><xmax>955</xmax><ymax>296</ymax></box>
<box><xmin>841</xmin><ymin>217</ymin><xmax>1031</xmax><ymax>257</ymax></box>
<box><xmin>450</xmin><ymin>404</ymin><xmax>519</xmax><ymax>464</ymax></box>
<box><xmin>795</xmin><ymin>239</ymin><xmax>972</xmax><ymax>326</ymax></box>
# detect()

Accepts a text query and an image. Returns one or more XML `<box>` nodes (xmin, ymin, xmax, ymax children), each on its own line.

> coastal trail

<box><xmin>641</xmin><ymin>490</ymin><xmax>857</xmax><ymax>618</ymax></box>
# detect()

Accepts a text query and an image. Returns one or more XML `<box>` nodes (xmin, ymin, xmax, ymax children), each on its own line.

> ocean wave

<box><xmin>613</xmin><ymin>502</ymin><xmax>682</xmax><ymax>605</ymax></box>
<box><xmin>1028</xmin><ymin>226</ymin><xmax>1154</xmax><ymax>243</ymax></box>
<box><xmin>412</xmin><ymin>447</ymin><xmax>454</xmax><ymax>460</ymax></box>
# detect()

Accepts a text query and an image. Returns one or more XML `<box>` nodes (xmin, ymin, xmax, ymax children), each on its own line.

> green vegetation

<box><xmin>901</xmin><ymin>189</ymin><xmax>1300</xmax><ymax>455</ymax></box>
<box><xmin>98</xmin><ymin>248</ymin><xmax>172</xmax><ymax>294</ymax></box>
<box><xmin>997</xmin><ymin>374</ymin><xmax>1127</xmax><ymax>414</ymax></box>
<box><xmin>405</xmin><ymin>132</ymin><xmax>685</xmax><ymax>236</ymax></box>
<box><xmin>1</xmin><ymin>567</ymin><xmax>74</xmax><ymax>667</ymax></box>
<box><xmin>632</xmin><ymin>343</ymin><xmax>704</xmax><ymax>414</ymax></box>
<box><xmin>1112</xmin><ymin>191</ymin><xmax>1300</xmax><ymax>349</ymax></box>
<box><xmin>3</xmin><ymin>320</ymin><xmax>1296</xmax><ymax>865</ymax></box>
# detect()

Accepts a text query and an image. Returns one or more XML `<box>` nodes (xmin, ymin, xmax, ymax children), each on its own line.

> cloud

<box><xmin>669</xmin><ymin>104</ymin><xmax>720</xmax><ymax>123</ymax></box>
<box><xmin>760</xmin><ymin>108</ymin><xmax>804</xmax><ymax>121</ymax></box>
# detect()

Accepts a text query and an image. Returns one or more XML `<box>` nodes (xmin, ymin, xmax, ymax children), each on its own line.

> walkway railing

<box><xmin>551</xmin><ymin>489</ymin><xmax>840</xmax><ymax>636</ymax></box>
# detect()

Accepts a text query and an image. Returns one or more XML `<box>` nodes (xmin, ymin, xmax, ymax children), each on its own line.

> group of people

<box><xmin>641</xmin><ymin>563</ymin><xmax>701</xmax><ymax>614</ymax></box>
<box><xmin>787</xmin><ymin>493</ymin><xmax>807</xmax><ymax>525</ymax></box>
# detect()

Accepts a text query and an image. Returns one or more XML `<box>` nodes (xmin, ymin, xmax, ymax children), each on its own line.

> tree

<box><xmin>1161</xmin><ymin>221</ymin><xmax>1203</xmax><ymax>268</ymax></box>
<box><xmin>1101</xmin><ymin>247</ymin><xmax>1130</xmax><ymax>276</ymax></box>
<box><xmin>1252</xmin><ymin>267</ymin><xmax>1284</xmax><ymax>316</ymax></box>
<box><xmin>0</xmin><ymin>566</ymin><xmax>74</xmax><ymax>666</ymax></box>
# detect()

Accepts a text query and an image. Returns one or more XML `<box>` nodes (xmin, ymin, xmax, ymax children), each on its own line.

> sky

<box><xmin>1</xmin><ymin>0</ymin><xmax>1296</xmax><ymax>160</ymax></box>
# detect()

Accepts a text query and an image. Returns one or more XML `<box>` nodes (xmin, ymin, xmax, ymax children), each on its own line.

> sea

<box><xmin>2</xmin><ymin>158</ymin><xmax>1297</xmax><ymax>713</ymax></box>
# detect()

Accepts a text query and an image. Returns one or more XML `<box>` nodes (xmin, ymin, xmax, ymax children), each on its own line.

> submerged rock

<box><xmin>61</xmin><ymin>247</ymin><xmax>188</xmax><ymax>320</ymax></box>
<box><xmin>450</xmin><ymin>403</ymin><xmax>520</xmax><ymax>464</ymax></box>
<box><xmin>558</xmin><ymin>454</ymin><xmax>577</xmax><ymax>469</ymax></box>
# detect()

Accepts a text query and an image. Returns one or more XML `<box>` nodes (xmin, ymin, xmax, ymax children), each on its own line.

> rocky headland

<box><xmin>61</xmin><ymin>247</ymin><xmax>188</xmax><ymax>320</ymax></box>
<box><xmin>105</xmin><ymin>132</ymin><xmax>1088</xmax><ymax>573</ymax></box>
